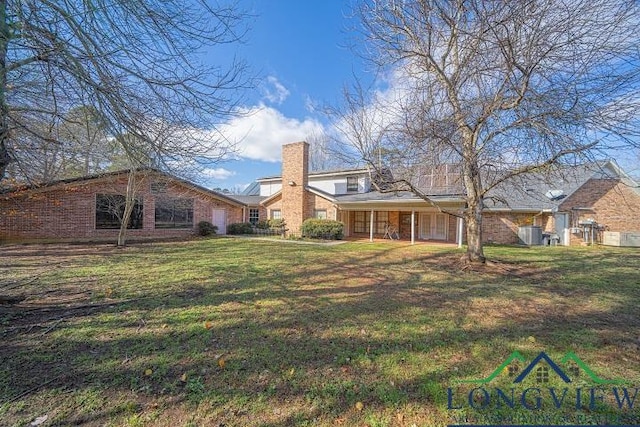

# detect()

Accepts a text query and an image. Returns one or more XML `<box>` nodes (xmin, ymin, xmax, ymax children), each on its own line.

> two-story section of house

<box><xmin>241</xmin><ymin>141</ymin><xmax>370</xmax><ymax>235</ymax></box>
<box><xmin>243</xmin><ymin>141</ymin><xmax>466</xmax><ymax>243</ymax></box>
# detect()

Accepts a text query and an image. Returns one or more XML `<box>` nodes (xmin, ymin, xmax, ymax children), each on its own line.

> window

<box><xmin>155</xmin><ymin>198</ymin><xmax>194</xmax><ymax>229</ymax></box>
<box><xmin>353</xmin><ymin>211</ymin><xmax>388</xmax><ymax>234</ymax></box>
<box><xmin>375</xmin><ymin>211</ymin><xmax>389</xmax><ymax>234</ymax></box>
<box><xmin>248</xmin><ymin>208</ymin><xmax>260</xmax><ymax>225</ymax></box>
<box><xmin>314</xmin><ymin>209</ymin><xmax>327</xmax><ymax>219</ymax></box>
<box><xmin>270</xmin><ymin>209</ymin><xmax>282</xmax><ymax>219</ymax></box>
<box><xmin>354</xmin><ymin>211</ymin><xmax>368</xmax><ymax>233</ymax></box>
<box><xmin>96</xmin><ymin>194</ymin><xmax>143</xmax><ymax>229</ymax></box>
<box><xmin>347</xmin><ymin>176</ymin><xmax>359</xmax><ymax>192</ymax></box>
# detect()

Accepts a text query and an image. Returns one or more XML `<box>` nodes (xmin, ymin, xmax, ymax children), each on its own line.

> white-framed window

<box><xmin>248</xmin><ymin>208</ymin><xmax>260</xmax><ymax>225</ymax></box>
<box><xmin>314</xmin><ymin>209</ymin><xmax>327</xmax><ymax>219</ymax></box>
<box><xmin>270</xmin><ymin>209</ymin><xmax>282</xmax><ymax>219</ymax></box>
<box><xmin>347</xmin><ymin>176</ymin><xmax>359</xmax><ymax>192</ymax></box>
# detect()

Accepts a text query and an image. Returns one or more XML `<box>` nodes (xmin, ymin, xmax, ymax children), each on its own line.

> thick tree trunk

<box><xmin>0</xmin><ymin>1</ymin><xmax>11</xmax><ymax>181</ymax></box>
<box><xmin>464</xmin><ymin>200</ymin><xmax>486</xmax><ymax>264</ymax></box>
<box><xmin>461</xmin><ymin>134</ymin><xmax>486</xmax><ymax>264</ymax></box>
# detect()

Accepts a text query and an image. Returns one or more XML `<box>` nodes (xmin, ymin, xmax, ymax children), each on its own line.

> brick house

<box><xmin>2</xmin><ymin>142</ymin><xmax>639</xmax><ymax>246</ymax></box>
<box><xmin>0</xmin><ymin>169</ymin><xmax>244</xmax><ymax>242</ymax></box>
<box><xmin>248</xmin><ymin>141</ymin><xmax>640</xmax><ymax>246</ymax></box>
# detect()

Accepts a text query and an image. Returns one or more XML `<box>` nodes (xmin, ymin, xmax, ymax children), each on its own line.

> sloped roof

<box><xmin>228</xmin><ymin>195</ymin><xmax>266</xmax><ymax>205</ymax></box>
<box><xmin>335</xmin><ymin>190</ymin><xmax>463</xmax><ymax>203</ymax></box>
<box><xmin>257</xmin><ymin>185</ymin><xmax>339</xmax><ymax>207</ymax></box>
<box><xmin>241</xmin><ymin>181</ymin><xmax>260</xmax><ymax>196</ymax></box>
<box><xmin>0</xmin><ymin>168</ymin><xmax>245</xmax><ymax>207</ymax></box>
<box><xmin>483</xmin><ymin>161</ymin><xmax>627</xmax><ymax>211</ymax></box>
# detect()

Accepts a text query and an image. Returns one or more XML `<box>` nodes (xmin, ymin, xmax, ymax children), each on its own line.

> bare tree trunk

<box><xmin>0</xmin><ymin>1</ymin><xmax>11</xmax><ymax>180</ymax></box>
<box><xmin>461</xmin><ymin>138</ymin><xmax>486</xmax><ymax>264</ymax></box>
<box><xmin>117</xmin><ymin>171</ymin><xmax>136</xmax><ymax>247</ymax></box>
<box><xmin>464</xmin><ymin>202</ymin><xmax>485</xmax><ymax>264</ymax></box>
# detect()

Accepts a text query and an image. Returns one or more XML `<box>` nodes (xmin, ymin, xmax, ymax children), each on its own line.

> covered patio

<box><xmin>334</xmin><ymin>192</ymin><xmax>466</xmax><ymax>247</ymax></box>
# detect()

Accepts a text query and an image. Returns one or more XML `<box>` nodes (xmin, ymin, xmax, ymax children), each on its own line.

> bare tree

<box><xmin>342</xmin><ymin>0</ymin><xmax>640</xmax><ymax>263</ymax></box>
<box><xmin>0</xmin><ymin>0</ymin><xmax>252</xmax><ymax>182</ymax></box>
<box><xmin>307</xmin><ymin>131</ymin><xmax>349</xmax><ymax>172</ymax></box>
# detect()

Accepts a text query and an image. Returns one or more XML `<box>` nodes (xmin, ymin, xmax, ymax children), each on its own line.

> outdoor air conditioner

<box><xmin>518</xmin><ymin>225</ymin><xmax>542</xmax><ymax>246</ymax></box>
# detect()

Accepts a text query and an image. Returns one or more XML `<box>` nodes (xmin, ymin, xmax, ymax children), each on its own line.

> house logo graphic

<box><xmin>458</xmin><ymin>351</ymin><xmax>626</xmax><ymax>386</ymax></box>
<box><xmin>447</xmin><ymin>350</ymin><xmax>638</xmax><ymax>426</ymax></box>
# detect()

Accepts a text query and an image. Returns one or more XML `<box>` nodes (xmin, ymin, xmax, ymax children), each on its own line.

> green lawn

<box><xmin>0</xmin><ymin>238</ymin><xmax>638</xmax><ymax>426</ymax></box>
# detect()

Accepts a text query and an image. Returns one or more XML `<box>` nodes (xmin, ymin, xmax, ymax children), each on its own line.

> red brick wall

<box><xmin>281</xmin><ymin>142</ymin><xmax>309</xmax><ymax>235</ymax></box>
<box><xmin>560</xmin><ymin>178</ymin><xmax>640</xmax><ymax>245</ymax></box>
<box><xmin>263</xmin><ymin>194</ymin><xmax>283</xmax><ymax>219</ymax></box>
<box><xmin>305</xmin><ymin>193</ymin><xmax>338</xmax><ymax>220</ymax></box>
<box><xmin>482</xmin><ymin>212</ymin><xmax>539</xmax><ymax>244</ymax></box>
<box><xmin>0</xmin><ymin>173</ymin><xmax>242</xmax><ymax>242</ymax></box>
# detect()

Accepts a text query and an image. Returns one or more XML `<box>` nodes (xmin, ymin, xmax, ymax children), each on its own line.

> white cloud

<box><xmin>262</xmin><ymin>76</ymin><xmax>290</xmax><ymax>105</ymax></box>
<box><xmin>201</xmin><ymin>167</ymin><xmax>236</xmax><ymax>180</ymax></box>
<box><xmin>219</xmin><ymin>104</ymin><xmax>325</xmax><ymax>162</ymax></box>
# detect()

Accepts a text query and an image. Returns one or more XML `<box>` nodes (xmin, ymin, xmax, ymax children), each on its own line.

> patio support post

<box><xmin>411</xmin><ymin>210</ymin><xmax>415</xmax><ymax>245</ymax></box>
<box><xmin>369</xmin><ymin>209</ymin><xmax>374</xmax><ymax>242</ymax></box>
<box><xmin>457</xmin><ymin>216</ymin><xmax>464</xmax><ymax>248</ymax></box>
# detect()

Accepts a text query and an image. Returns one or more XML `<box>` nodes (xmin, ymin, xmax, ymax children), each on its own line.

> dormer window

<box><xmin>346</xmin><ymin>176</ymin><xmax>358</xmax><ymax>192</ymax></box>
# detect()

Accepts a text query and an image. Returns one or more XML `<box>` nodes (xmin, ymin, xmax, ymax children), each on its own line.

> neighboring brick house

<box><xmin>0</xmin><ymin>169</ymin><xmax>244</xmax><ymax>242</ymax></box>
<box><xmin>247</xmin><ymin>141</ymin><xmax>640</xmax><ymax>246</ymax></box>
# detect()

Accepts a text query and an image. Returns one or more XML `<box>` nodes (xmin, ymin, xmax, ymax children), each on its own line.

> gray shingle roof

<box><xmin>483</xmin><ymin>162</ymin><xmax>617</xmax><ymax>211</ymax></box>
<box><xmin>227</xmin><ymin>195</ymin><xmax>266</xmax><ymax>205</ymax></box>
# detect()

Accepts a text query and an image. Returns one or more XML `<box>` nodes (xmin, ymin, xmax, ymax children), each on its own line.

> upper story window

<box><xmin>346</xmin><ymin>176</ymin><xmax>358</xmax><ymax>192</ymax></box>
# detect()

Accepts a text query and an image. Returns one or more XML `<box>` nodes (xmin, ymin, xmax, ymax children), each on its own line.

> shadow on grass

<box><xmin>0</xmin><ymin>240</ymin><xmax>639</xmax><ymax>426</ymax></box>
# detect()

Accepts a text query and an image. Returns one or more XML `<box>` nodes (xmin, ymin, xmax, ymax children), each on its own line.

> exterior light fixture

<box><xmin>288</xmin><ymin>181</ymin><xmax>296</xmax><ymax>186</ymax></box>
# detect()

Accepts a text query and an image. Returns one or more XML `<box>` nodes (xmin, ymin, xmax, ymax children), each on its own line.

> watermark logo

<box><xmin>459</xmin><ymin>351</ymin><xmax>626</xmax><ymax>386</ymax></box>
<box><xmin>447</xmin><ymin>351</ymin><xmax>638</xmax><ymax>426</ymax></box>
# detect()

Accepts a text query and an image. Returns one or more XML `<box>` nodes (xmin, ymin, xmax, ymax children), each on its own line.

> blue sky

<box><xmin>199</xmin><ymin>1</ymin><xmax>368</xmax><ymax>191</ymax></box>
<box><xmin>197</xmin><ymin>1</ymin><xmax>640</xmax><ymax>191</ymax></box>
